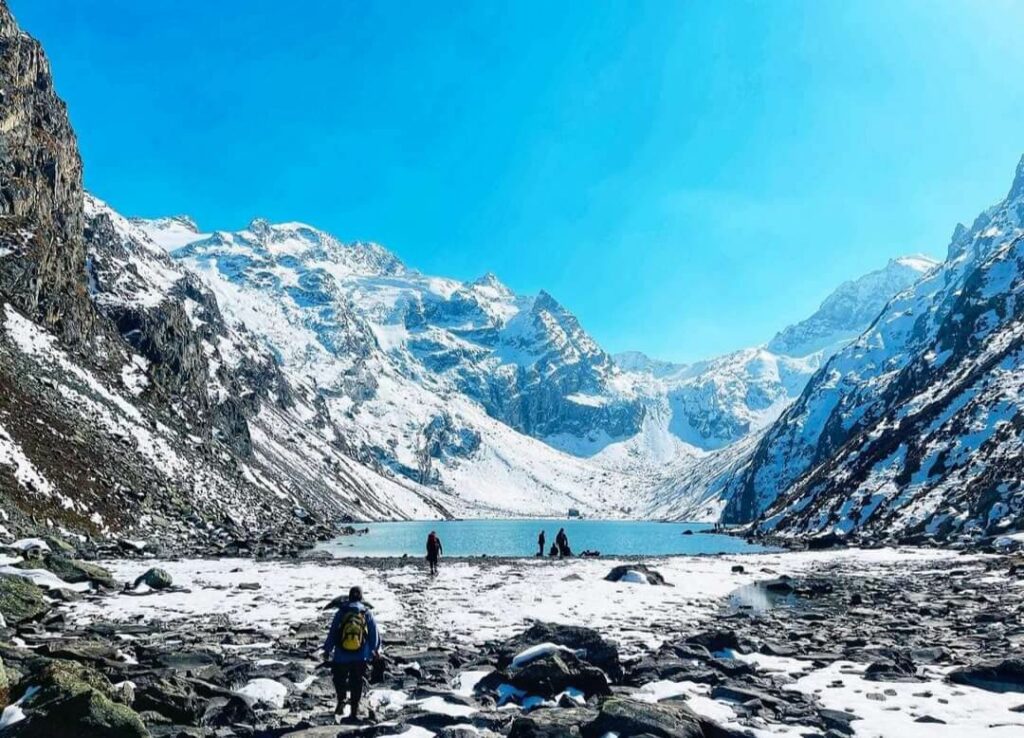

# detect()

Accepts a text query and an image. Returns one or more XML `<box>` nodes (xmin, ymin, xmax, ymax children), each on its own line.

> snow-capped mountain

<box><xmin>724</xmin><ymin>156</ymin><xmax>1024</xmax><ymax>543</ymax></box>
<box><xmin>6</xmin><ymin>0</ymin><xmax>1012</xmax><ymax>546</ymax></box>
<box><xmin>768</xmin><ymin>256</ymin><xmax>939</xmax><ymax>357</ymax></box>
<box><xmin>132</xmin><ymin>216</ymin><xmax>648</xmax><ymax>517</ymax></box>
<box><xmin>128</xmin><ymin>207</ymin><xmax>936</xmax><ymax>524</ymax></box>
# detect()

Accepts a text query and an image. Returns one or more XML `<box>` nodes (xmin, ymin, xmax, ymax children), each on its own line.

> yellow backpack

<box><xmin>339</xmin><ymin>610</ymin><xmax>367</xmax><ymax>652</ymax></box>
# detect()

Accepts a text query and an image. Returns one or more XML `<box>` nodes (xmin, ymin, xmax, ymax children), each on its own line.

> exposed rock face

<box><xmin>723</xmin><ymin>157</ymin><xmax>1024</xmax><ymax>541</ymax></box>
<box><xmin>0</xmin><ymin>4</ymin><xmax>442</xmax><ymax>546</ymax></box>
<box><xmin>0</xmin><ymin>4</ymin><xmax>92</xmax><ymax>344</ymax></box>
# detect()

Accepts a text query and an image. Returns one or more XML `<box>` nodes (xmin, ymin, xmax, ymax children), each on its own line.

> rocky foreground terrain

<box><xmin>1</xmin><ymin>540</ymin><xmax>1022</xmax><ymax>737</ymax></box>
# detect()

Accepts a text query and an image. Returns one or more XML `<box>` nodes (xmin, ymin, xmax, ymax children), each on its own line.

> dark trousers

<box><xmin>331</xmin><ymin>662</ymin><xmax>367</xmax><ymax>714</ymax></box>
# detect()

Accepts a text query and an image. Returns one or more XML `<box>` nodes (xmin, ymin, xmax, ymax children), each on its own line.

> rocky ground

<box><xmin>0</xmin><ymin>541</ymin><xmax>1023</xmax><ymax>738</ymax></box>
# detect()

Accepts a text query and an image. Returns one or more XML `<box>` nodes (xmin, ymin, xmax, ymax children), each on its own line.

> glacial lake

<box><xmin>317</xmin><ymin>519</ymin><xmax>776</xmax><ymax>558</ymax></box>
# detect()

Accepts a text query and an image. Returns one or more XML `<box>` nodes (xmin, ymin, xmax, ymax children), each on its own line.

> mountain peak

<box><xmin>247</xmin><ymin>217</ymin><xmax>272</xmax><ymax>238</ymax></box>
<box><xmin>473</xmin><ymin>271</ymin><xmax>502</xmax><ymax>287</ymax></box>
<box><xmin>1009</xmin><ymin>152</ymin><xmax>1024</xmax><ymax>201</ymax></box>
<box><xmin>889</xmin><ymin>254</ymin><xmax>939</xmax><ymax>273</ymax></box>
<box><xmin>767</xmin><ymin>254</ymin><xmax>935</xmax><ymax>357</ymax></box>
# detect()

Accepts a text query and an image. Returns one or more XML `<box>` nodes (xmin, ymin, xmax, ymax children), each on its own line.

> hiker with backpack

<box><xmin>426</xmin><ymin>530</ymin><xmax>443</xmax><ymax>575</ymax></box>
<box><xmin>322</xmin><ymin>585</ymin><xmax>381</xmax><ymax>722</ymax></box>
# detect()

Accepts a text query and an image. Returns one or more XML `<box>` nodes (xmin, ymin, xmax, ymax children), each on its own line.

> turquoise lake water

<box><xmin>317</xmin><ymin>519</ymin><xmax>774</xmax><ymax>558</ymax></box>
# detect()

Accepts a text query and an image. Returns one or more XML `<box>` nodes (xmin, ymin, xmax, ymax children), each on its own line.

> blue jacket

<box><xmin>324</xmin><ymin>602</ymin><xmax>380</xmax><ymax>663</ymax></box>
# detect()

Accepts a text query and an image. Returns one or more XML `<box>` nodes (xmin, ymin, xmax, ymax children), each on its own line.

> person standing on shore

<box><xmin>323</xmin><ymin>586</ymin><xmax>380</xmax><ymax>722</ymax></box>
<box><xmin>555</xmin><ymin>527</ymin><xmax>571</xmax><ymax>557</ymax></box>
<box><xmin>426</xmin><ymin>530</ymin><xmax>443</xmax><ymax>575</ymax></box>
<box><xmin>537</xmin><ymin>530</ymin><xmax>546</xmax><ymax>557</ymax></box>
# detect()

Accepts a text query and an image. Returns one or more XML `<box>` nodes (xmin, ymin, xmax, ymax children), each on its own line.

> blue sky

<box><xmin>12</xmin><ymin>0</ymin><xmax>1024</xmax><ymax>362</ymax></box>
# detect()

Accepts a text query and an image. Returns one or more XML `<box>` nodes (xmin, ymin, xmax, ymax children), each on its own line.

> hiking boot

<box><xmin>334</xmin><ymin>697</ymin><xmax>346</xmax><ymax>716</ymax></box>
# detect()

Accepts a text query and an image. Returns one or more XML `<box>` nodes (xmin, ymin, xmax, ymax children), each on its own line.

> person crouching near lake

<box><xmin>323</xmin><ymin>586</ymin><xmax>381</xmax><ymax>722</ymax></box>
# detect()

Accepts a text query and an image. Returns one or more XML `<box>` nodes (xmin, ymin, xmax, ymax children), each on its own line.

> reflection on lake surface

<box><xmin>317</xmin><ymin>518</ymin><xmax>778</xmax><ymax>558</ymax></box>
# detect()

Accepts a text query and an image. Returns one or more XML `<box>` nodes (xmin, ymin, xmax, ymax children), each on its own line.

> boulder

<box><xmin>864</xmin><ymin>651</ymin><xmax>920</xmax><ymax>682</ymax></box>
<box><xmin>508</xmin><ymin>707</ymin><xmax>597</xmax><ymax>738</ymax></box>
<box><xmin>3</xmin><ymin>659</ymin><xmax>148</xmax><ymax>738</ymax></box>
<box><xmin>15</xmin><ymin>556</ymin><xmax>116</xmax><ymax>589</ymax></box>
<box><xmin>949</xmin><ymin>658</ymin><xmax>1024</xmax><ymax>693</ymax></box>
<box><xmin>0</xmin><ymin>575</ymin><xmax>49</xmax><ymax>624</ymax></box>
<box><xmin>684</xmin><ymin>630</ymin><xmax>744</xmax><ymax>654</ymax></box>
<box><xmin>498</xmin><ymin>622</ymin><xmax>623</xmax><ymax>680</ymax></box>
<box><xmin>3</xmin><ymin>688</ymin><xmax>149</xmax><ymax>737</ymax></box>
<box><xmin>805</xmin><ymin>531</ymin><xmax>847</xmax><ymax>550</ymax></box>
<box><xmin>1</xmin><ymin>654</ymin><xmax>8</xmax><ymax>707</ymax></box>
<box><xmin>583</xmin><ymin>697</ymin><xmax>705</xmax><ymax>738</ymax></box>
<box><xmin>132</xmin><ymin>568</ymin><xmax>172</xmax><ymax>591</ymax></box>
<box><xmin>201</xmin><ymin>694</ymin><xmax>256</xmax><ymax>726</ymax></box>
<box><xmin>508</xmin><ymin>651</ymin><xmax>610</xmax><ymax>700</ymax></box>
<box><xmin>133</xmin><ymin>676</ymin><xmax>204</xmax><ymax>723</ymax></box>
<box><xmin>605</xmin><ymin>564</ymin><xmax>670</xmax><ymax>586</ymax></box>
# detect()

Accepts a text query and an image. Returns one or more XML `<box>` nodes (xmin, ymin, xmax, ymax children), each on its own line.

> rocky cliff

<box><xmin>724</xmin><ymin>157</ymin><xmax>1024</xmax><ymax>544</ymax></box>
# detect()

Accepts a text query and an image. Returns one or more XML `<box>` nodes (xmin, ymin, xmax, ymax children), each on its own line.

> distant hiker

<box><xmin>537</xmin><ymin>530</ymin><xmax>546</xmax><ymax>557</ymax></box>
<box><xmin>549</xmin><ymin>543</ymin><xmax>559</xmax><ymax>557</ymax></box>
<box><xmin>426</xmin><ymin>531</ymin><xmax>443</xmax><ymax>575</ymax></box>
<box><xmin>323</xmin><ymin>585</ymin><xmax>380</xmax><ymax>722</ymax></box>
<box><xmin>555</xmin><ymin>528</ymin><xmax>571</xmax><ymax>557</ymax></box>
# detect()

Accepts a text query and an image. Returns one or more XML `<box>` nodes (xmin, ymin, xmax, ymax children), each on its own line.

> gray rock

<box><xmin>0</xmin><ymin>574</ymin><xmax>50</xmax><ymax>624</ymax></box>
<box><xmin>604</xmin><ymin>564</ymin><xmax>670</xmax><ymax>586</ymax></box>
<box><xmin>949</xmin><ymin>658</ymin><xmax>1024</xmax><ymax>693</ymax></box>
<box><xmin>132</xmin><ymin>568</ymin><xmax>173</xmax><ymax>591</ymax></box>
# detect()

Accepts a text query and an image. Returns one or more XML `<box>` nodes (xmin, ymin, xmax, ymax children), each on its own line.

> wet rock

<box><xmin>948</xmin><ymin>658</ymin><xmax>1024</xmax><ymax>693</ymax></box>
<box><xmin>132</xmin><ymin>568</ymin><xmax>173</xmax><ymax>591</ymax></box>
<box><xmin>498</xmin><ymin>622</ymin><xmax>623</xmax><ymax>680</ymax></box>
<box><xmin>761</xmin><ymin>577</ymin><xmax>795</xmax><ymax>595</ymax></box>
<box><xmin>0</xmin><ymin>575</ymin><xmax>50</xmax><ymax>624</ymax></box>
<box><xmin>604</xmin><ymin>564</ymin><xmax>670</xmax><ymax>586</ymax></box>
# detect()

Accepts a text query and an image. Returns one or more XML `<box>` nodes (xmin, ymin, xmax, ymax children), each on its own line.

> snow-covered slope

<box><xmin>127</xmin><ymin>206</ymin><xmax>939</xmax><ymax>523</ymax></box>
<box><xmin>605</xmin><ymin>258</ymin><xmax>935</xmax><ymax>519</ymax></box>
<box><xmin>133</xmin><ymin>217</ymin><xmax>648</xmax><ymax>517</ymax></box>
<box><xmin>768</xmin><ymin>256</ymin><xmax>939</xmax><ymax>357</ymax></box>
<box><xmin>726</xmin><ymin>156</ymin><xmax>1024</xmax><ymax>542</ymax></box>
